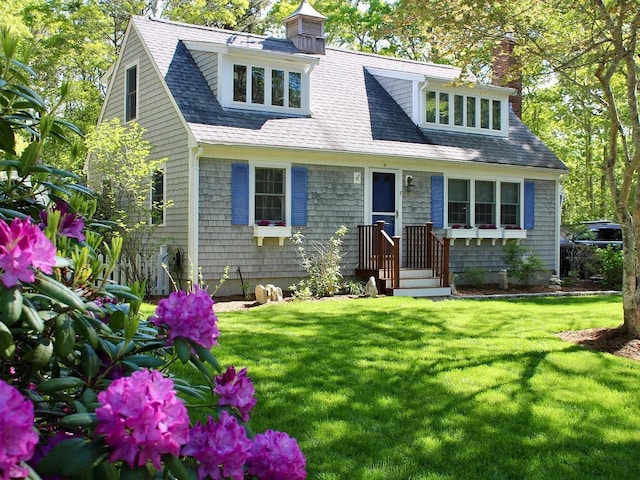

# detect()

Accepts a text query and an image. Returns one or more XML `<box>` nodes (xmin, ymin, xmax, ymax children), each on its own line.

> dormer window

<box><xmin>233</xmin><ymin>62</ymin><xmax>303</xmax><ymax>110</ymax></box>
<box><xmin>424</xmin><ymin>88</ymin><xmax>507</xmax><ymax>136</ymax></box>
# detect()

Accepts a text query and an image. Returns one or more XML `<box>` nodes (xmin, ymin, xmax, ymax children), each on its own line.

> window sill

<box><xmin>445</xmin><ymin>227</ymin><xmax>527</xmax><ymax>246</ymax></box>
<box><xmin>253</xmin><ymin>225</ymin><xmax>292</xmax><ymax>246</ymax></box>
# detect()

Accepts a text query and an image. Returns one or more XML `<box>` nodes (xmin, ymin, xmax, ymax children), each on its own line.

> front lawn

<box><xmin>173</xmin><ymin>295</ymin><xmax>640</xmax><ymax>479</ymax></box>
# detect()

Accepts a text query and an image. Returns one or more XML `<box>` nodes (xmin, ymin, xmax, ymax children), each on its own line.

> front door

<box><xmin>372</xmin><ymin>171</ymin><xmax>397</xmax><ymax>235</ymax></box>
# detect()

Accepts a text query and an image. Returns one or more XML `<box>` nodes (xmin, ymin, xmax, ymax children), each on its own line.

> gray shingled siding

<box><xmin>446</xmin><ymin>179</ymin><xmax>557</xmax><ymax>284</ymax></box>
<box><xmin>400</xmin><ymin>170</ymin><xmax>434</xmax><ymax>262</ymax></box>
<box><xmin>198</xmin><ymin>159</ymin><xmax>365</xmax><ymax>295</ymax></box>
<box><xmin>190</xmin><ymin>51</ymin><xmax>218</xmax><ymax>96</ymax></box>
<box><xmin>100</xmin><ymin>27</ymin><xmax>190</xmax><ymax>255</ymax></box>
<box><xmin>374</xmin><ymin>76</ymin><xmax>413</xmax><ymax>119</ymax></box>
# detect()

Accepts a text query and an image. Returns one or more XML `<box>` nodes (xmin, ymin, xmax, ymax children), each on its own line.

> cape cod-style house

<box><xmin>93</xmin><ymin>1</ymin><xmax>567</xmax><ymax>297</ymax></box>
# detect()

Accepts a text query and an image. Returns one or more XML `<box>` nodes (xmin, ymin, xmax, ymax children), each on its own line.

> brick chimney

<box><xmin>284</xmin><ymin>0</ymin><xmax>326</xmax><ymax>55</ymax></box>
<box><xmin>492</xmin><ymin>37</ymin><xmax>522</xmax><ymax>119</ymax></box>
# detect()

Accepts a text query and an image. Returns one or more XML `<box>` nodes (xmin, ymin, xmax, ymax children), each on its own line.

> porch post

<box><xmin>376</xmin><ymin>220</ymin><xmax>385</xmax><ymax>270</ymax></box>
<box><xmin>426</xmin><ymin>222</ymin><xmax>433</xmax><ymax>269</ymax></box>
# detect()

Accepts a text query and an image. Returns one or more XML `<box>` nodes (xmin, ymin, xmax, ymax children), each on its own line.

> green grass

<box><xmin>171</xmin><ymin>295</ymin><xmax>640</xmax><ymax>479</ymax></box>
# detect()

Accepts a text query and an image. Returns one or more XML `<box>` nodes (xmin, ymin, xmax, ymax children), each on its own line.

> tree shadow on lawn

<box><xmin>218</xmin><ymin>302</ymin><xmax>640</xmax><ymax>479</ymax></box>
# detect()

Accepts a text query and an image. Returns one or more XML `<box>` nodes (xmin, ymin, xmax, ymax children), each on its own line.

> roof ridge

<box><xmin>325</xmin><ymin>45</ymin><xmax>461</xmax><ymax>72</ymax></box>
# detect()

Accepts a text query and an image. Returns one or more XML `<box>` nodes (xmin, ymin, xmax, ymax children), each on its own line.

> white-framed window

<box><xmin>447</xmin><ymin>178</ymin><xmax>523</xmax><ymax>228</ymax></box>
<box><xmin>254</xmin><ymin>166</ymin><xmax>286</xmax><ymax>223</ymax></box>
<box><xmin>150</xmin><ymin>167</ymin><xmax>165</xmax><ymax>226</ymax></box>
<box><xmin>125</xmin><ymin>63</ymin><xmax>138</xmax><ymax>122</ymax></box>
<box><xmin>425</xmin><ymin>89</ymin><xmax>504</xmax><ymax>134</ymax></box>
<box><xmin>233</xmin><ymin>63</ymin><xmax>303</xmax><ymax>110</ymax></box>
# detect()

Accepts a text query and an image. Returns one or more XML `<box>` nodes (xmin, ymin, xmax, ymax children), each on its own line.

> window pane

<box><xmin>475</xmin><ymin>180</ymin><xmax>495</xmax><ymax>225</ymax></box>
<box><xmin>492</xmin><ymin>100</ymin><xmax>501</xmax><ymax>130</ymax></box>
<box><xmin>271</xmin><ymin>69</ymin><xmax>285</xmax><ymax>106</ymax></box>
<box><xmin>289</xmin><ymin>72</ymin><xmax>301</xmax><ymax>108</ymax></box>
<box><xmin>255</xmin><ymin>168</ymin><xmax>285</xmax><ymax>222</ymax></box>
<box><xmin>454</xmin><ymin>95</ymin><xmax>464</xmax><ymax>126</ymax></box>
<box><xmin>426</xmin><ymin>91</ymin><xmax>436</xmax><ymax>123</ymax></box>
<box><xmin>500</xmin><ymin>182</ymin><xmax>520</xmax><ymax>226</ymax></box>
<box><xmin>466</xmin><ymin>96</ymin><xmax>476</xmax><ymax>127</ymax></box>
<box><xmin>126</xmin><ymin>66</ymin><xmax>137</xmax><ymax>121</ymax></box>
<box><xmin>439</xmin><ymin>92</ymin><xmax>449</xmax><ymax>124</ymax></box>
<box><xmin>151</xmin><ymin>170</ymin><xmax>164</xmax><ymax>225</ymax></box>
<box><xmin>233</xmin><ymin>64</ymin><xmax>247</xmax><ymax>102</ymax></box>
<box><xmin>251</xmin><ymin>67</ymin><xmax>264</xmax><ymax>104</ymax></box>
<box><xmin>448</xmin><ymin>179</ymin><xmax>469</xmax><ymax>225</ymax></box>
<box><xmin>480</xmin><ymin>98</ymin><xmax>490</xmax><ymax>129</ymax></box>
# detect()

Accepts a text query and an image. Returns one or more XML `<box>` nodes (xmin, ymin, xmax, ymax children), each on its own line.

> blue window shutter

<box><xmin>231</xmin><ymin>164</ymin><xmax>249</xmax><ymax>225</ymax></box>
<box><xmin>291</xmin><ymin>167</ymin><xmax>307</xmax><ymax>226</ymax></box>
<box><xmin>431</xmin><ymin>176</ymin><xmax>444</xmax><ymax>228</ymax></box>
<box><xmin>524</xmin><ymin>181</ymin><xmax>535</xmax><ymax>230</ymax></box>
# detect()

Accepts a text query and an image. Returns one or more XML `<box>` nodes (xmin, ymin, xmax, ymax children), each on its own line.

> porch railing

<box><xmin>405</xmin><ymin>222</ymin><xmax>449</xmax><ymax>287</ymax></box>
<box><xmin>357</xmin><ymin>221</ymin><xmax>449</xmax><ymax>289</ymax></box>
<box><xmin>357</xmin><ymin>220</ymin><xmax>400</xmax><ymax>290</ymax></box>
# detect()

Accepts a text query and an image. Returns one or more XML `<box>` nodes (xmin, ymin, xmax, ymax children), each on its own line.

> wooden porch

<box><xmin>356</xmin><ymin>221</ymin><xmax>451</xmax><ymax>297</ymax></box>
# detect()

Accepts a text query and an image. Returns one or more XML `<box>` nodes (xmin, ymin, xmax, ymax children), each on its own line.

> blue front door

<box><xmin>372</xmin><ymin>171</ymin><xmax>396</xmax><ymax>235</ymax></box>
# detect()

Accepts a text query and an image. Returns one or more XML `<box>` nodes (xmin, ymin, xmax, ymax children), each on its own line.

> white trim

<box><xmin>124</xmin><ymin>60</ymin><xmax>139</xmax><ymax>123</ymax></box>
<box><xmin>366</xmin><ymin>66</ymin><xmax>426</xmax><ymax>83</ymax></box>
<box><xmin>445</xmin><ymin>175</ymin><xmax>524</xmax><ymax>229</ymax></box>
<box><xmin>188</xmin><ymin>147</ymin><xmax>200</xmax><ymax>286</ymax></box>
<box><xmin>248</xmin><ymin>161</ymin><xmax>292</xmax><ymax>225</ymax></box>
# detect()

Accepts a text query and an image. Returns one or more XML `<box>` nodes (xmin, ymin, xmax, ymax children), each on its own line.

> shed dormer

<box><xmin>284</xmin><ymin>0</ymin><xmax>326</xmax><ymax>55</ymax></box>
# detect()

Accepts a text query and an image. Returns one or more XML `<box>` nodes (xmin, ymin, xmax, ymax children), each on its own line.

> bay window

<box><xmin>424</xmin><ymin>90</ymin><xmax>504</xmax><ymax>133</ymax></box>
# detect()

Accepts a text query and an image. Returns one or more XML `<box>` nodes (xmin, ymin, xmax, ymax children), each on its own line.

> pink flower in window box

<box><xmin>479</xmin><ymin>224</ymin><xmax>497</xmax><ymax>229</ymax></box>
<box><xmin>257</xmin><ymin>220</ymin><xmax>271</xmax><ymax>226</ymax></box>
<box><xmin>451</xmin><ymin>224</ymin><xmax>462</xmax><ymax>229</ymax></box>
<box><xmin>275</xmin><ymin>221</ymin><xmax>286</xmax><ymax>227</ymax></box>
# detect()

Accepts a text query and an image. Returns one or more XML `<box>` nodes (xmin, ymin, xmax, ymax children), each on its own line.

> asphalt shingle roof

<box><xmin>132</xmin><ymin>16</ymin><xmax>567</xmax><ymax>171</ymax></box>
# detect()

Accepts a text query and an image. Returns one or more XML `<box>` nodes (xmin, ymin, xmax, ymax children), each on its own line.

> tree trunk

<box><xmin>621</xmin><ymin>219</ymin><xmax>640</xmax><ymax>336</ymax></box>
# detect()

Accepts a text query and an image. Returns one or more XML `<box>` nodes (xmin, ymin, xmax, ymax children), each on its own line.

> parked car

<box><xmin>560</xmin><ymin>221</ymin><xmax>622</xmax><ymax>277</ymax></box>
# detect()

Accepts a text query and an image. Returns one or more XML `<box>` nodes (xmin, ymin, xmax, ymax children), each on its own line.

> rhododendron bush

<box><xmin>0</xmin><ymin>30</ymin><xmax>305</xmax><ymax>480</ymax></box>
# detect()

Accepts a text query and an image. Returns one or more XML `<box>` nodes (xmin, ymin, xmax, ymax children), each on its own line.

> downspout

<box><xmin>188</xmin><ymin>146</ymin><xmax>202</xmax><ymax>285</ymax></box>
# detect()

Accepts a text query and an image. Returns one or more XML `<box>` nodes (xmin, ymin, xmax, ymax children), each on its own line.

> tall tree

<box><xmin>397</xmin><ymin>0</ymin><xmax>640</xmax><ymax>336</ymax></box>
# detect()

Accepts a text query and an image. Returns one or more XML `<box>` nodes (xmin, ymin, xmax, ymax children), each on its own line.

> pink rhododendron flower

<box><xmin>40</xmin><ymin>201</ymin><xmax>85</xmax><ymax>242</ymax></box>
<box><xmin>95</xmin><ymin>369</ymin><xmax>189</xmax><ymax>469</ymax></box>
<box><xmin>0</xmin><ymin>217</ymin><xmax>56</xmax><ymax>287</ymax></box>
<box><xmin>150</xmin><ymin>285</ymin><xmax>219</xmax><ymax>349</ymax></box>
<box><xmin>182</xmin><ymin>411</ymin><xmax>252</xmax><ymax>480</ymax></box>
<box><xmin>0</xmin><ymin>379</ymin><xmax>39</xmax><ymax>480</ymax></box>
<box><xmin>247</xmin><ymin>430</ymin><xmax>306</xmax><ymax>480</ymax></box>
<box><xmin>214</xmin><ymin>366</ymin><xmax>256</xmax><ymax>422</ymax></box>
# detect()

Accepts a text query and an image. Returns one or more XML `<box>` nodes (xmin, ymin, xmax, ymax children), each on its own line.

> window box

<box><xmin>445</xmin><ymin>226</ymin><xmax>476</xmax><ymax>246</ymax></box>
<box><xmin>253</xmin><ymin>225</ymin><xmax>292</xmax><ymax>246</ymax></box>
<box><xmin>476</xmin><ymin>226</ymin><xmax>502</xmax><ymax>245</ymax></box>
<box><xmin>502</xmin><ymin>227</ymin><xmax>527</xmax><ymax>244</ymax></box>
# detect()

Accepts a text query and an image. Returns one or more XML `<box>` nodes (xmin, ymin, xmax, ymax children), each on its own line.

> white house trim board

<box><xmin>188</xmin><ymin>147</ymin><xmax>200</xmax><ymax>285</ymax></box>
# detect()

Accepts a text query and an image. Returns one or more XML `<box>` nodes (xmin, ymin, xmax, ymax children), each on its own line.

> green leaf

<box><xmin>20</xmin><ymin>141</ymin><xmax>40</xmax><ymax>169</ymax></box>
<box><xmin>75</xmin><ymin>316</ymin><xmax>99</xmax><ymax>348</ymax></box>
<box><xmin>162</xmin><ymin>454</ymin><xmax>194</xmax><ymax>480</ymax></box>
<box><xmin>29</xmin><ymin>338</ymin><xmax>53</xmax><ymax>367</ymax></box>
<box><xmin>54</xmin><ymin>314</ymin><xmax>75</xmax><ymax>357</ymax></box>
<box><xmin>0</xmin><ymin>321</ymin><xmax>15</xmax><ymax>359</ymax></box>
<box><xmin>192</xmin><ymin>343</ymin><xmax>222</xmax><ymax>373</ymax></box>
<box><xmin>32</xmin><ymin>273</ymin><xmax>86</xmax><ymax>312</ymax></box>
<box><xmin>0</xmin><ymin>285</ymin><xmax>23</xmax><ymax>326</ymax></box>
<box><xmin>37</xmin><ymin>376</ymin><xmax>85</xmax><ymax>394</ymax></box>
<box><xmin>108</xmin><ymin>309</ymin><xmax>125</xmax><ymax>330</ymax></box>
<box><xmin>93</xmin><ymin>461</ymin><xmax>118</xmax><ymax>480</ymax></box>
<box><xmin>0</xmin><ymin>120</ymin><xmax>15</xmax><ymax>155</ymax></box>
<box><xmin>124</xmin><ymin>314</ymin><xmax>139</xmax><ymax>342</ymax></box>
<box><xmin>119</xmin><ymin>464</ymin><xmax>153</xmax><ymax>480</ymax></box>
<box><xmin>124</xmin><ymin>354</ymin><xmax>166</xmax><ymax>368</ymax></box>
<box><xmin>80</xmin><ymin>344</ymin><xmax>100</xmax><ymax>379</ymax></box>
<box><xmin>20</xmin><ymin>297</ymin><xmax>44</xmax><ymax>332</ymax></box>
<box><xmin>174</xmin><ymin>337</ymin><xmax>191</xmax><ymax>363</ymax></box>
<box><xmin>36</xmin><ymin>438</ymin><xmax>104</xmax><ymax>477</ymax></box>
<box><xmin>58</xmin><ymin>412</ymin><xmax>98</xmax><ymax>428</ymax></box>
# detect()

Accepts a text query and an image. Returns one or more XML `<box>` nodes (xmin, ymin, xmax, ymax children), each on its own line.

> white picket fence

<box><xmin>104</xmin><ymin>245</ymin><xmax>170</xmax><ymax>296</ymax></box>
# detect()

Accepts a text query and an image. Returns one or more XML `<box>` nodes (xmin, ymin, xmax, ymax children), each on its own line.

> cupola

<box><xmin>284</xmin><ymin>0</ymin><xmax>326</xmax><ymax>55</ymax></box>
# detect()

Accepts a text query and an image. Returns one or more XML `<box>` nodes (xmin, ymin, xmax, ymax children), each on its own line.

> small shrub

<box><xmin>342</xmin><ymin>280</ymin><xmax>365</xmax><ymax>296</ymax></box>
<box><xmin>290</xmin><ymin>226</ymin><xmax>348</xmax><ymax>298</ymax></box>
<box><xmin>503</xmin><ymin>241</ymin><xmax>545</xmax><ymax>286</ymax></box>
<box><xmin>595</xmin><ymin>246</ymin><xmax>623</xmax><ymax>289</ymax></box>
<box><xmin>462</xmin><ymin>267</ymin><xmax>487</xmax><ymax>288</ymax></box>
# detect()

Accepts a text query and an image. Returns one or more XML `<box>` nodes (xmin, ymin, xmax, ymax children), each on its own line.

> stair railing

<box><xmin>405</xmin><ymin>222</ymin><xmax>450</xmax><ymax>287</ymax></box>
